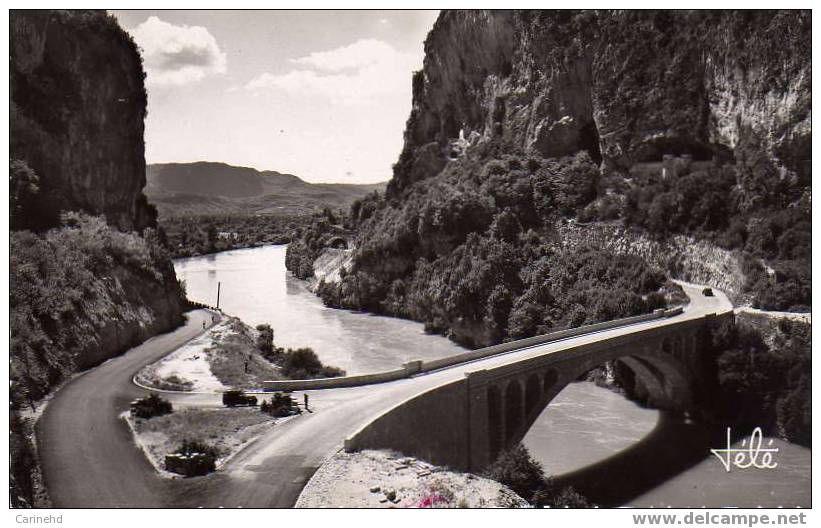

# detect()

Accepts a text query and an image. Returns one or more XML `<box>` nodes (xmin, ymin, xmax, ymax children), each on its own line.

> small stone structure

<box><xmin>165</xmin><ymin>452</ymin><xmax>216</xmax><ymax>477</ymax></box>
<box><xmin>661</xmin><ymin>154</ymin><xmax>693</xmax><ymax>179</ymax></box>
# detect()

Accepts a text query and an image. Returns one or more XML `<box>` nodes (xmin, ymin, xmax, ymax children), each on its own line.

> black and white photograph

<box><xmin>5</xmin><ymin>2</ymin><xmax>814</xmax><ymax>521</ymax></box>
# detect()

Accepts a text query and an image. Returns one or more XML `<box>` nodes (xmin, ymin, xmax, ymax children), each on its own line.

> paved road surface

<box><xmin>39</xmin><ymin>284</ymin><xmax>731</xmax><ymax>507</ymax></box>
<box><xmin>38</xmin><ymin>311</ymin><xmax>214</xmax><ymax>507</ymax></box>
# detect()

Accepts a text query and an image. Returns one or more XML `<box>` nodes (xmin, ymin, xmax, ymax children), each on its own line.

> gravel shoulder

<box><xmin>296</xmin><ymin>449</ymin><xmax>527</xmax><ymax>508</ymax></box>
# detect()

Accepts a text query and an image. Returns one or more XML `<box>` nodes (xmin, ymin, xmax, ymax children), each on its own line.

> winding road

<box><xmin>39</xmin><ymin>283</ymin><xmax>732</xmax><ymax>508</ymax></box>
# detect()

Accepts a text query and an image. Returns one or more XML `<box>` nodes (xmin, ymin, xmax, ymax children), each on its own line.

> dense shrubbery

<box><xmin>305</xmin><ymin>152</ymin><xmax>675</xmax><ymax>348</ymax></box>
<box><xmin>255</xmin><ymin>324</ymin><xmax>275</xmax><ymax>359</ymax></box>
<box><xmin>298</xmin><ymin>142</ymin><xmax>810</xmax><ymax>349</ymax></box>
<box><xmin>10</xmin><ymin>414</ymin><xmax>43</xmax><ymax>507</ymax></box>
<box><xmin>260</xmin><ymin>393</ymin><xmax>300</xmax><ymax>417</ymax></box>
<box><xmin>10</xmin><ymin>213</ymin><xmax>184</xmax><ymax>410</ymax></box>
<box><xmin>130</xmin><ymin>394</ymin><xmax>173</xmax><ymax>419</ymax></box>
<box><xmin>285</xmin><ymin>209</ymin><xmax>352</xmax><ymax>279</ymax></box>
<box><xmin>618</xmin><ymin>164</ymin><xmax>810</xmax><ymax>310</ymax></box>
<box><xmin>204</xmin><ymin>318</ymin><xmax>344</xmax><ymax>387</ymax></box>
<box><xmin>710</xmin><ymin>318</ymin><xmax>810</xmax><ymax>446</ymax></box>
<box><xmin>279</xmin><ymin>348</ymin><xmax>346</xmax><ymax>380</ymax></box>
<box><xmin>167</xmin><ymin>439</ymin><xmax>222</xmax><ymax>476</ymax></box>
<box><xmin>160</xmin><ymin>213</ymin><xmax>311</xmax><ymax>258</ymax></box>
<box><xmin>10</xmin><ymin>214</ymin><xmax>183</xmax><ymax>506</ymax></box>
<box><xmin>485</xmin><ymin>444</ymin><xmax>592</xmax><ymax>508</ymax></box>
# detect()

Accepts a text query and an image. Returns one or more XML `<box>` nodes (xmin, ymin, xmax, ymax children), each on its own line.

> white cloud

<box><xmin>290</xmin><ymin>39</ymin><xmax>402</xmax><ymax>72</ymax></box>
<box><xmin>130</xmin><ymin>16</ymin><xmax>227</xmax><ymax>86</ymax></box>
<box><xmin>245</xmin><ymin>39</ymin><xmax>421</xmax><ymax>104</ymax></box>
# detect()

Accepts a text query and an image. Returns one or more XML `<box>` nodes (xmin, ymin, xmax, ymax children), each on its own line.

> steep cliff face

<box><xmin>10</xmin><ymin>10</ymin><xmax>155</xmax><ymax>232</ymax></box>
<box><xmin>10</xmin><ymin>11</ymin><xmax>184</xmax><ymax>507</ymax></box>
<box><xmin>391</xmin><ymin>10</ymin><xmax>811</xmax><ymax>207</ymax></box>
<box><xmin>9</xmin><ymin>9</ymin><xmax>184</xmax><ymax>404</ymax></box>
<box><xmin>291</xmin><ymin>10</ymin><xmax>810</xmax><ymax>348</ymax></box>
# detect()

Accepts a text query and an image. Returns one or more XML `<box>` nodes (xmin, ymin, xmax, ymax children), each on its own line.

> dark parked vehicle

<box><xmin>222</xmin><ymin>390</ymin><xmax>258</xmax><ymax>407</ymax></box>
<box><xmin>702</xmin><ymin>287</ymin><xmax>714</xmax><ymax>297</ymax></box>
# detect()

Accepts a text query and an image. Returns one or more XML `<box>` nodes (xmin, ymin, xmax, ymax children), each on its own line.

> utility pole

<box><xmin>216</xmin><ymin>281</ymin><xmax>221</xmax><ymax>310</ymax></box>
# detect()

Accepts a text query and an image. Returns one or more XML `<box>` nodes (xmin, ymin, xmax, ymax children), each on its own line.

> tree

<box><xmin>484</xmin><ymin>445</ymin><xmax>546</xmax><ymax>501</ymax></box>
<box><xmin>255</xmin><ymin>324</ymin><xmax>274</xmax><ymax>359</ymax></box>
<box><xmin>10</xmin><ymin>159</ymin><xmax>40</xmax><ymax>230</ymax></box>
<box><xmin>206</xmin><ymin>224</ymin><xmax>218</xmax><ymax>252</ymax></box>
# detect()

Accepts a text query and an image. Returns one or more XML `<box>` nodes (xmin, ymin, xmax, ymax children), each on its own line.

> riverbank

<box><xmin>134</xmin><ymin>314</ymin><xmax>344</xmax><ymax>393</ymax></box>
<box><xmin>160</xmin><ymin>213</ymin><xmax>308</xmax><ymax>259</ymax></box>
<box><xmin>176</xmin><ymin>245</ymin><xmax>812</xmax><ymax>508</ymax></box>
<box><xmin>174</xmin><ymin>245</ymin><xmax>469</xmax><ymax>375</ymax></box>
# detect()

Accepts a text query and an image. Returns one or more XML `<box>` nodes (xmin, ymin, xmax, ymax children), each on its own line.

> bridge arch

<box><xmin>342</xmin><ymin>314</ymin><xmax>729</xmax><ymax>474</ymax></box>
<box><xmin>543</xmin><ymin>369</ymin><xmax>558</xmax><ymax>394</ymax></box>
<box><xmin>481</xmin><ymin>337</ymin><xmax>698</xmax><ymax>465</ymax></box>
<box><xmin>525</xmin><ymin>374</ymin><xmax>541</xmax><ymax>415</ymax></box>
<box><xmin>504</xmin><ymin>380</ymin><xmax>524</xmax><ymax>443</ymax></box>
<box><xmin>487</xmin><ymin>385</ymin><xmax>503</xmax><ymax>460</ymax></box>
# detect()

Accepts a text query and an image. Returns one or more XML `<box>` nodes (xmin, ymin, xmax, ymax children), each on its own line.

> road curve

<box><xmin>37</xmin><ymin>310</ymin><xmax>215</xmax><ymax>508</ymax></box>
<box><xmin>40</xmin><ymin>284</ymin><xmax>731</xmax><ymax>508</ymax></box>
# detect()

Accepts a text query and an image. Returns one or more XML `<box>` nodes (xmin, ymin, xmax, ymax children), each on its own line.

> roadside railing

<box><xmin>186</xmin><ymin>300</ymin><xmax>221</xmax><ymax>312</ymax></box>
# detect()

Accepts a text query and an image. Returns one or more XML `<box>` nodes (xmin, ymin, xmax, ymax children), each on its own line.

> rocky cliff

<box><xmin>9</xmin><ymin>11</ymin><xmax>184</xmax><ymax>508</ymax></box>
<box><xmin>391</xmin><ymin>10</ymin><xmax>810</xmax><ymax>206</ymax></box>
<box><xmin>290</xmin><ymin>10</ymin><xmax>810</xmax><ymax>348</ymax></box>
<box><xmin>9</xmin><ymin>9</ymin><xmax>184</xmax><ymax>403</ymax></box>
<box><xmin>10</xmin><ymin>10</ymin><xmax>155</xmax><ymax>232</ymax></box>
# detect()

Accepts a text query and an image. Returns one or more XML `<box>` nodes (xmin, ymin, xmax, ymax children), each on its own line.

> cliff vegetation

<box><xmin>287</xmin><ymin>10</ymin><xmax>810</xmax><ymax>349</ymax></box>
<box><xmin>9</xmin><ymin>10</ymin><xmax>185</xmax><ymax>508</ymax></box>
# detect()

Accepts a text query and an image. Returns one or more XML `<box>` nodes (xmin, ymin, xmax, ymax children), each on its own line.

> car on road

<box><xmin>222</xmin><ymin>390</ymin><xmax>258</xmax><ymax>407</ymax></box>
<box><xmin>702</xmin><ymin>287</ymin><xmax>714</xmax><ymax>297</ymax></box>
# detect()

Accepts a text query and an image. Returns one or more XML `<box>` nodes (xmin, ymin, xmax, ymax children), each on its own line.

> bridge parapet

<box><xmin>264</xmin><ymin>307</ymin><xmax>683</xmax><ymax>392</ymax></box>
<box><xmin>345</xmin><ymin>311</ymin><xmax>733</xmax><ymax>472</ymax></box>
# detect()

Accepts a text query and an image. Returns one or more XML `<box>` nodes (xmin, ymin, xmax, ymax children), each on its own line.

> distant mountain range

<box><xmin>144</xmin><ymin>161</ymin><xmax>386</xmax><ymax>217</ymax></box>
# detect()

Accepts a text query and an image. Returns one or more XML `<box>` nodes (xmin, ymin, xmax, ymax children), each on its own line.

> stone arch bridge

<box><xmin>344</xmin><ymin>312</ymin><xmax>732</xmax><ymax>472</ymax></box>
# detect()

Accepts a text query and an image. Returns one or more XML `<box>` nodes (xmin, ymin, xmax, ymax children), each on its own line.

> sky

<box><xmin>111</xmin><ymin>10</ymin><xmax>439</xmax><ymax>184</ymax></box>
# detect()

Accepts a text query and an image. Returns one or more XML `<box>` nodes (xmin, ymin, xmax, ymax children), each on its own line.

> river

<box><xmin>174</xmin><ymin>244</ymin><xmax>810</xmax><ymax>508</ymax></box>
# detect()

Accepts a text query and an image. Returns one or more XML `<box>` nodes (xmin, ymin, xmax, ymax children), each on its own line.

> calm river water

<box><xmin>175</xmin><ymin>244</ymin><xmax>810</xmax><ymax>507</ymax></box>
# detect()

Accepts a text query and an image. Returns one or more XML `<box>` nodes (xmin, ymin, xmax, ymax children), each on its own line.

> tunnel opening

<box><xmin>632</xmin><ymin>137</ymin><xmax>720</xmax><ymax>164</ymax></box>
<box><xmin>579</xmin><ymin>120</ymin><xmax>602</xmax><ymax>165</ymax></box>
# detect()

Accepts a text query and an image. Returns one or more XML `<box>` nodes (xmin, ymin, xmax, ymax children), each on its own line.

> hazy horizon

<box><xmin>112</xmin><ymin>10</ymin><xmax>439</xmax><ymax>184</ymax></box>
<box><xmin>146</xmin><ymin>159</ymin><xmax>389</xmax><ymax>186</ymax></box>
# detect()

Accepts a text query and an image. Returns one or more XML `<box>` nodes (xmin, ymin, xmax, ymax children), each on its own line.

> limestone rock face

<box><xmin>10</xmin><ymin>10</ymin><xmax>154</xmax><ymax>232</ymax></box>
<box><xmin>9</xmin><ymin>11</ymin><xmax>186</xmax><ymax>405</ymax></box>
<box><xmin>390</xmin><ymin>10</ymin><xmax>811</xmax><ymax>205</ymax></box>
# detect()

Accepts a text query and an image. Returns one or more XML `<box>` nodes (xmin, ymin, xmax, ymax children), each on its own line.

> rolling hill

<box><xmin>145</xmin><ymin>161</ymin><xmax>386</xmax><ymax>217</ymax></box>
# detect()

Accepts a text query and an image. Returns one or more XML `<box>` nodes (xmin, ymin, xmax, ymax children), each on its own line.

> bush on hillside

<box><xmin>10</xmin><ymin>213</ymin><xmax>184</xmax><ymax>410</ymax></box>
<box><xmin>711</xmin><ymin>318</ymin><xmax>811</xmax><ymax>446</ymax></box>
<box><xmin>130</xmin><ymin>394</ymin><xmax>173</xmax><ymax>419</ymax></box>
<box><xmin>260</xmin><ymin>393</ymin><xmax>300</xmax><ymax>417</ymax></box>
<box><xmin>485</xmin><ymin>444</ymin><xmax>594</xmax><ymax>508</ymax></box>
<box><xmin>280</xmin><ymin>348</ymin><xmax>345</xmax><ymax>379</ymax></box>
